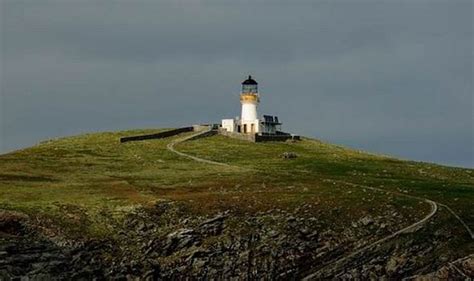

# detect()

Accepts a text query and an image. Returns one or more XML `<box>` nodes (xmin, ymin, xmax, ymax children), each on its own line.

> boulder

<box><xmin>281</xmin><ymin>152</ymin><xmax>298</xmax><ymax>159</ymax></box>
<box><xmin>164</xmin><ymin>229</ymin><xmax>198</xmax><ymax>254</ymax></box>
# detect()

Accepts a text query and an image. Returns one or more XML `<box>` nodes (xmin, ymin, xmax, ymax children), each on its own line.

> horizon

<box><xmin>1</xmin><ymin>1</ymin><xmax>473</xmax><ymax>168</ymax></box>
<box><xmin>0</xmin><ymin>124</ymin><xmax>472</xmax><ymax>169</ymax></box>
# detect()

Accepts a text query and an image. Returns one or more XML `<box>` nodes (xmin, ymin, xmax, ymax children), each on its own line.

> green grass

<box><xmin>177</xmin><ymin>134</ymin><xmax>473</xmax><ymax>226</ymax></box>
<box><xmin>0</xmin><ymin>129</ymin><xmax>473</xmax><ymax>240</ymax></box>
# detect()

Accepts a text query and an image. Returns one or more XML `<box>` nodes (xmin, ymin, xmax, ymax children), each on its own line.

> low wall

<box><xmin>185</xmin><ymin>129</ymin><xmax>218</xmax><ymax>141</ymax></box>
<box><xmin>192</xmin><ymin>124</ymin><xmax>212</xmax><ymax>132</ymax></box>
<box><xmin>218</xmin><ymin>128</ymin><xmax>300</xmax><ymax>143</ymax></box>
<box><xmin>218</xmin><ymin>129</ymin><xmax>256</xmax><ymax>142</ymax></box>
<box><xmin>255</xmin><ymin>134</ymin><xmax>300</xmax><ymax>142</ymax></box>
<box><xmin>120</xmin><ymin>127</ymin><xmax>194</xmax><ymax>143</ymax></box>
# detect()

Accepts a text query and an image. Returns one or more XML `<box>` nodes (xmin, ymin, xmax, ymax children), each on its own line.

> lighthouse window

<box><xmin>242</xmin><ymin>85</ymin><xmax>258</xmax><ymax>93</ymax></box>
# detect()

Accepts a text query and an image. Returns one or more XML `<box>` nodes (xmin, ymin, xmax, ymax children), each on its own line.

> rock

<box><xmin>307</xmin><ymin>231</ymin><xmax>319</xmax><ymax>239</ymax></box>
<box><xmin>164</xmin><ymin>228</ymin><xmax>198</xmax><ymax>253</ymax></box>
<box><xmin>385</xmin><ymin>257</ymin><xmax>398</xmax><ymax>275</ymax></box>
<box><xmin>385</xmin><ymin>255</ymin><xmax>407</xmax><ymax>275</ymax></box>
<box><xmin>167</xmin><ymin>228</ymin><xmax>195</xmax><ymax>238</ymax></box>
<box><xmin>281</xmin><ymin>152</ymin><xmax>298</xmax><ymax>159</ymax></box>
<box><xmin>299</xmin><ymin>227</ymin><xmax>310</xmax><ymax>236</ymax></box>
<box><xmin>136</xmin><ymin>221</ymin><xmax>147</xmax><ymax>232</ymax></box>
<box><xmin>199</xmin><ymin>214</ymin><xmax>227</xmax><ymax>236</ymax></box>
<box><xmin>360</xmin><ymin>216</ymin><xmax>374</xmax><ymax>226</ymax></box>
<box><xmin>439</xmin><ymin>255</ymin><xmax>448</xmax><ymax>262</ymax></box>
<box><xmin>350</xmin><ymin>268</ymin><xmax>360</xmax><ymax>279</ymax></box>
<box><xmin>286</xmin><ymin>216</ymin><xmax>296</xmax><ymax>223</ymax></box>
<box><xmin>200</xmin><ymin>213</ymin><xmax>228</xmax><ymax>226</ymax></box>
<box><xmin>192</xmin><ymin>259</ymin><xmax>208</xmax><ymax>270</ymax></box>
<box><xmin>0</xmin><ymin>210</ymin><xmax>29</xmax><ymax>236</ymax></box>
<box><xmin>369</xmin><ymin>271</ymin><xmax>378</xmax><ymax>280</ymax></box>
<box><xmin>267</xmin><ymin>230</ymin><xmax>279</xmax><ymax>238</ymax></box>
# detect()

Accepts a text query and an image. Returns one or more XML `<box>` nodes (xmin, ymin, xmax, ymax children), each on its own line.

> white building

<box><xmin>221</xmin><ymin>75</ymin><xmax>282</xmax><ymax>135</ymax></box>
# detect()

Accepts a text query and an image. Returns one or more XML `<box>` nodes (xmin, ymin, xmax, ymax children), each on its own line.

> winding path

<box><xmin>338</xmin><ymin>182</ymin><xmax>472</xmax><ymax>240</ymax></box>
<box><xmin>165</xmin><ymin>131</ymin><xmax>473</xmax><ymax>278</ymax></box>
<box><xmin>402</xmin><ymin>254</ymin><xmax>474</xmax><ymax>280</ymax></box>
<box><xmin>438</xmin><ymin>203</ymin><xmax>474</xmax><ymax>240</ymax></box>
<box><xmin>166</xmin><ymin>129</ymin><xmax>233</xmax><ymax>167</ymax></box>
<box><xmin>302</xmin><ymin>181</ymin><xmax>473</xmax><ymax>279</ymax></box>
<box><xmin>302</xmin><ymin>182</ymin><xmax>438</xmax><ymax>280</ymax></box>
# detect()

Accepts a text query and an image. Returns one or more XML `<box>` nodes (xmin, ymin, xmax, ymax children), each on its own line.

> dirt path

<box><xmin>302</xmin><ymin>180</ymin><xmax>474</xmax><ymax>280</ymax></box>
<box><xmin>438</xmin><ymin>203</ymin><xmax>474</xmax><ymax>240</ymax></box>
<box><xmin>340</xmin><ymin>182</ymin><xmax>473</xmax><ymax>240</ymax></box>
<box><xmin>166</xmin><ymin>129</ymin><xmax>234</xmax><ymax>167</ymax></box>
<box><xmin>402</xmin><ymin>254</ymin><xmax>474</xmax><ymax>280</ymax></box>
<box><xmin>302</xmin><ymin>193</ymin><xmax>437</xmax><ymax>280</ymax></box>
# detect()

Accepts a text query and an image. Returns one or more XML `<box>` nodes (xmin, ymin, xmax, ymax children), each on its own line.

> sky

<box><xmin>1</xmin><ymin>1</ymin><xmax>473</xmax><ymax>168</ymax></box>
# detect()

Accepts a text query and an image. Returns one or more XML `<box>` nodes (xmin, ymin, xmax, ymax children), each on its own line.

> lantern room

<box><xmin>241</xmin><ymin>75</ymin><xmax>258</xmax><ymax>93</ymax></box>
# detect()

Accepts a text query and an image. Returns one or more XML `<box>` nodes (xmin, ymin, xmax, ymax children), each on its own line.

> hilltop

<box><xmin>0</xmin><ymin>128</ymin><xmax>473</xmax><ymax>279</ymax></box>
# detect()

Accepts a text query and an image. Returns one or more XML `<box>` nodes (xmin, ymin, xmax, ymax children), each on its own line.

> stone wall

<box><xmin>192</xmin><ymin>124</ymin><xmax>211</xmax><ymax>132</ymax></box>
<box><xmin>218</xmin><ymin>128</ymin><xmax>300</xmax><ymax>143</ymax></box>
<box><xmin>218</xmin><ymin>129</ymin><xmax>256</xmax><ymax>142</ymax></box>
<box><xmin>185</xmin><ymin>129</ymin><xmax>218</xmax><ymax>141</ymax></box>
<box><xmin>255</xmin><ymin>134</ymin><xmax>299</xmax><ymax>142</ymax></box>
<box><xmin>120</xmin><ymin>127</ymin><xmax>194</xmax><ymax>143</ymax></box>
<box><xmin>120</xmin><ymin>126</ymin><xmax>299</xmax><ymax>144</ymax></box>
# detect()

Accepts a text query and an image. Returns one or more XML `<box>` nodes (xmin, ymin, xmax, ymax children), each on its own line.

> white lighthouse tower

<box><xmin>239</xmin><ymin>75</ymin><xmax>260</xmax><ymax>134</ymax></box>
<box><xmin>221</xmin><ymin>75</ymin><xmax>284</xmax><ymax>136</ymax></box>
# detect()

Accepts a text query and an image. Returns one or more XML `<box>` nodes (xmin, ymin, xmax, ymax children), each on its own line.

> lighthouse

<box><xmin>240</xmin><ymin>75</ymin><xmax>260</xmax><ymax>134</ymax></box>
<box><xmin>221</xmin><ymin>75</ymin><xmax>284</xmax><ymax>136</ymax></box>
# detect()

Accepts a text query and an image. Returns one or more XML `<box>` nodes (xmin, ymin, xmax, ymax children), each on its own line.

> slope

<box><xmin>0</xmin><ymin>129</ymin><xmax>472</xmax><ymax>279</ymax></box>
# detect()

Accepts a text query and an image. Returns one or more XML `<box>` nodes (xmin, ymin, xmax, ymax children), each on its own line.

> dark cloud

<box><xmin>1</xmin><ymin>1</ymin><xmax>472</xmax><ymax>167</ymax></box>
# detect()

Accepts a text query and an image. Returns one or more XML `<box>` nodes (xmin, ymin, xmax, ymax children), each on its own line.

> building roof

<box><xmin>242</xmin><ymin>75</ymin><xmax>258</xmax><ymax>85</ymax></box>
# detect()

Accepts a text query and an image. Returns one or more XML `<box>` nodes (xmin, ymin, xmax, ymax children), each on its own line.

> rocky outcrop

<box><xmin>1</xmin><ymin>202</ymin><xmax>471</xmax><ymax>280</ymax></box>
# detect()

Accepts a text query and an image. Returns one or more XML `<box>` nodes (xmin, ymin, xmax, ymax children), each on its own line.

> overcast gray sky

<box><xmin>1</xmin><ymin>1</ymin><xmax>473</xmax><ymax>167</ymax></box>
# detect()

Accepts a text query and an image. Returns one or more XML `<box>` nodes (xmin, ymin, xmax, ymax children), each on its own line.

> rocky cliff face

<box><xmin>1</xmin><ymin>201</ymin><xmax>472</xmax><ymax>280</ymax></box>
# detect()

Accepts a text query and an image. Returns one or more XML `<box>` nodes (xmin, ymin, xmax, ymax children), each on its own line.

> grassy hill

<box><xmin>1</xmin><ymin>129</ymin><xmax>473</xmax><ymax>279</ymax></box>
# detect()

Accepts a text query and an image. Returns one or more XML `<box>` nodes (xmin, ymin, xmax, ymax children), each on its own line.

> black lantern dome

<box><xmin>242</xmin><ymin>75</ymin><xmax>258</xmax><ymax>85</ymax></box>
<box><xmin>241</xmin><ymin>75</ymin><xmax>258</xmax><ymax>93</ymax></box>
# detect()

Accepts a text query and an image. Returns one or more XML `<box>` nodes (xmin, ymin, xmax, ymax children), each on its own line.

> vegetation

<box><xmin>0</xmin><ymin>129</ymin><xmax>472</xmax><ymax>246</ymax></box>
<box><xmin>178</xmin><ymin>135</ymin><xmax>473</xmax><ymax>225</ymax></box>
